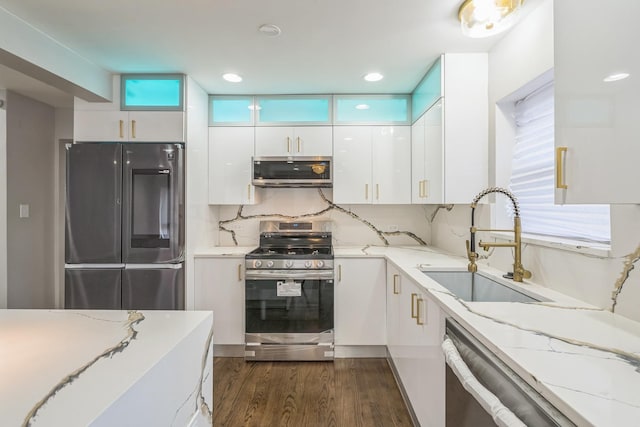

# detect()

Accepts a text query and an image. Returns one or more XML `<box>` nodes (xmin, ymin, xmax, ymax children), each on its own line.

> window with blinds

<box><xmin>508</xmin><ymin>81</ymin><xmax>611</xmax><ymax>243</ymax></box>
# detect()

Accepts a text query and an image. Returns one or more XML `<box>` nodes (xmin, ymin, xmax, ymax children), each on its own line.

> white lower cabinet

<box><xmin>334</xmin><ymin>257</ymin><xmax>386</xmax><ymax>345</ymax></box>
<box><xmin>194</xmin><ymin>257</ymin><xmax>245</xmax><ymax>345</ymax></box>
<box><xmin>387</xmin><ymin>263</ymin><xmax>445</xmax><ymax>427</ymax></box>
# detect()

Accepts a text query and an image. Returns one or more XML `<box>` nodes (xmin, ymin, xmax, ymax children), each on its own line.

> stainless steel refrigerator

<box><xmin>65</xmin><ymin>142</ymin><xmax>185</xmax><ymax>310</ymax></box>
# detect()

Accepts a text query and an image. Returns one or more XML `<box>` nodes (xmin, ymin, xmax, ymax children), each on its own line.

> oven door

<box><xmin>245</xmin><ymin>270</ymin><xmax>334</xmax><ymax>361</ymax></box>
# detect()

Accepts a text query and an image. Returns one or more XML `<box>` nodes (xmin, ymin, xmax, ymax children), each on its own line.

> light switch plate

<box><xmin>19</xmin><ymin>204</ymin><xmax>29</xmax><ymax>218</ymax></box>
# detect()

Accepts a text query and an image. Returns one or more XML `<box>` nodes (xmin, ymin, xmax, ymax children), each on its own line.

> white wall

<box><xmin>431</xmin><ymin>0</ymin><xmax>640</xmax><ymax>322</ymax></box>
<box><xmin>6</xmin><ymin>91</ymin><xmax>56</xmax><ymax>308</ymax></box>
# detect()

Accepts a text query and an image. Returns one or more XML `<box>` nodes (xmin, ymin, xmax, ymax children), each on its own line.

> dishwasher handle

<box><xmin>442</xmin><ymin>337</ymin><xmax>526</xmax><ymax>427</ymax></box>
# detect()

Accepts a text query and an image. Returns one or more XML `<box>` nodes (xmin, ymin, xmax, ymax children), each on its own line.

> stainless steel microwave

<box><xmin>252</xmin><ymin>156</ymin><xmax>332</xmax><ymax>188</ymax></box>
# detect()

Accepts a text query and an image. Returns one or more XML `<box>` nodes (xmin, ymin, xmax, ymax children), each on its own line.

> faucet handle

<box><xmin>465</xmin><ymin>240</ymin><xmax>478</xmax><ymax>272</ymax></box>
<box><xmin>513</xmin><ymin>265</ymin><xmax>532</xmax><ymax>282</ymax></box>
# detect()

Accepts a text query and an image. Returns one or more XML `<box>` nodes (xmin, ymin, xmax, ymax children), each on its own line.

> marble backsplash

<box><xmin>216</xmin><ymin>188</ymin><xmax>432</xmax><ymax>248</ymax></box>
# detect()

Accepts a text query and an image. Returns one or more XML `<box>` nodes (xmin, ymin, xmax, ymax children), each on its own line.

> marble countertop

<box><xmin>193</xmin><ymin>246</ymin><xmax>256</xmax><ymax>257</ymax></box>
<box><xmin>376</xmin><ymin>246</ymin><xmax>639</xmax><ymax>427</ymax></box>
<box><xmin>0</xmin><ymin>309</ymin><xmax>213</xmax><ymax>427</ymax></box>
<box><xmin>196</xmin><ymin>244</ymin><xmax>640</xmax><ymax>426</ymax></box>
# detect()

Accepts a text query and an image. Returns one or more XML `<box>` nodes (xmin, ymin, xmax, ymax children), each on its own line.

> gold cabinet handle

<box><xmin>416</xmin><ymin>297</ymin><xmax>425</xmax><ymax>325</ymax></box>
<box><xmin>393</xmin><ymin>274</ymin><xmax>400</xmax><ymax>294</ymax></box>
<box><xmin>424</xmin><ymin>180</ymin><xmax>429</xmax><ymax>198</ymax></box>
<box><xmin>247</xmin><ymin>184</ymin><xmax>251</xmax><ymax>201</ymax></box>
<box><xmin>131</xmin><ymin>120</ymin><xmax>137</xmax><ymax>139</ymax></box>
<box><xmin>238</xmin><ymin>264</ymin><xmax>243</xmax><ymax>281</ymax></box>
<box><xmin>365</xmin><ymin>184</ymin><xmax>369</xmax><ymax>200</ymax></box>
<box><xmin>411</xmin><ymin>293</ymin><xmax>418</xmax><ymax>319</ymax></box>
<box><xmin>556</xmin><ymin>146</ymin><xmax>568</xmax><ymax>189</ymax></box>
<box><xmin>297</xmin><ymin>137</ymin><xmax>301</xmax><ymax>153</ymax></box>
<box><xmin>287</xmin><ymin>137</ymin><xmax>291</xmax><ymax>153</ymax></box>
<box><xmin>376</xmin><ymin>184</ymin><xmax>380</xmax><ymax>200</ymax></box>
<box><xmin>119</xmin><ymin>120</ymin><xmax>124</xmax><ymax>138</ymax></box>
<box><xmin>338</xmin><ymin>264</ymin><xmax>342</xmax><ymax>282</ymax></box>
<box><xmin>418</xmin><ymin>180</ymin><xmax>424</xmax><ymax>198</ymax></box>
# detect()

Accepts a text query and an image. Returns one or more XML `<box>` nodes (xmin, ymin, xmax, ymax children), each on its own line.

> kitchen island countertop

<box><xmin>0</xmin><ymin>309</ymin><xmax>213</xmax><ymax>427</ymax></box>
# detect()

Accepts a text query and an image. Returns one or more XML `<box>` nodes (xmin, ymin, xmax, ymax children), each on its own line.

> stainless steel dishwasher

<box><xmin>442</xmin><ymin>319</ymin><xmax>575</xmax><ymax>427</ymax></box>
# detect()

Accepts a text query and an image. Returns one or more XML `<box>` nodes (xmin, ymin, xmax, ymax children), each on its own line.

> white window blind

<box><xmin>508</xmin><ymin>81</ymin><xmax>611</xmax><ymax>243</ymax></box>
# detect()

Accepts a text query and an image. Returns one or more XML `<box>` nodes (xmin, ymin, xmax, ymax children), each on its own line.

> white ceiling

<box><xmin>0</xmin><ymin>0</ymin><xmax>542</xmax><ymax>106</ymax></box>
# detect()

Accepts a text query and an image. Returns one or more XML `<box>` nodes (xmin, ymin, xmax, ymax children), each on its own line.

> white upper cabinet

<box><xmin>333</xmin><ymin>126</ymin><xmax>411</xmax><ymax>204</ymax></box>
<box><xmin>254</xmin><ymin>126</ymin><xmax>332</xmax><ymax>157</ymax></box>
<box><xmin>554</xmin><ymin>1</ymin><xmax>640</xmax><ymax>203</ymax></box>
<box><xmin>412</xmin><ymin>100</ymin><xmax>444</xmax><ymax>203</ymax></box>
<box><xmin>411</xmin><ymin>53</ymin><xmax>488</xmax><ymax>204</ymax></box>
<box><xmin>74</xmin><ymin>75</ymin><xmax>185</xmax><ymax>142</ymax></box>
<box><xmin>75</xmin><ymin>110</ymin><xmax>185</xmax><ymax>142</ymax></box>
<box><xmin>208</xmin><ymin>127</ymin><xmax>259</xmax><ymax>205</ymax></box>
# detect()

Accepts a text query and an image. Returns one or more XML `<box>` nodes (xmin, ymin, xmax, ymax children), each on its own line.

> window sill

<box><xmin>489</xmin><ymin>231</ymin><xmax>611</xmax><ymax>257</ymax></box>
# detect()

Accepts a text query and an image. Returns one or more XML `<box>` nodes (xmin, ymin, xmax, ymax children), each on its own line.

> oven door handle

<box><xmin>442</xmin><ymin>337</ymin><xmax>527</xmax><ymax>427</ymax></box>
<box><xmin>245</xmin><ymin>270</ymin><xmax>334</xmax><ymax>281</ymax></box>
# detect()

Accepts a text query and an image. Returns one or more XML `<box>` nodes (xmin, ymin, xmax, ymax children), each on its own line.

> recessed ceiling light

<box><xmin>603</xmin><ymin>72</ymin><xmax>630</xmax><ymax>82</ymax></box>
<box><xmin>258</xmin><ymin>24</ymin><xmax>282</xmax><ymax>36</ymax></box>
<box><xmin>364</xmin><ymin>72</ymin><xmax>384</xmax><ymax>82</ymax></box>
<box><xmin>355</xmin><ymin>104</ymin><xmax>370</xmax><ymax>110</ymax></box>
<box><xmin>222</xmin><ymin>73</ymin><xmax>242</xmax><ymax>83</ymax></box>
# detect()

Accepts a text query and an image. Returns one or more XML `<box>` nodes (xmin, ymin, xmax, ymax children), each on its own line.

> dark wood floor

<box><xmin>213</xmin><ymin>357</ymin><xmax>414</xmax><ymax>427</ymax></box>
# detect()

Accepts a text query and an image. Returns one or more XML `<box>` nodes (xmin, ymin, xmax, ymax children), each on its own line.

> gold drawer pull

<box><xmin>238</xmin><ymin>264</ymin><xmax>243</xmax><ymax>281</ymax></box>
<box><xmin>119</xmin><ymin>120</ymin><xmax>124</xmax><ymax>138</ymax></box>
<box><xmin>338</xmin><ymin>264</ymin><xmax>342</xmax><ymax>282</ymax></box>
<box><xmin>411</xmin><ymin>293</ymin><xmax>418</xmax><ymax>319</ymax></box>
<box><xmin>131</xmin><ymin>120</ymin><xmax>136</xmax><ymax>139</ymax></box>
<box><xmin>416</xmin><ymin>297</ymin><xmax>425</xmax><ymax>325</ymax></box>
<box><xmin>287</xmin><ymin>137</ymin><xmax>291</xmax><ymax>153</ymax></box>
<box><xmin>393</xmin><ymin>274</ymin><xmax>400</xmax><ymax>294</ymax></box>
<box><xmin>556</xmin><ymin>146</ymin><xmax>568</xmax><ymax>189</ymax></box>
<box><xmin>297</xmin><ymin>137</ymin><xmax>301</xmax><ymax>153</ymax></box>
<box><xmin>365</xmin><ymin>184</ymin><xmax>369</xmax><ymax>200</ymax></box>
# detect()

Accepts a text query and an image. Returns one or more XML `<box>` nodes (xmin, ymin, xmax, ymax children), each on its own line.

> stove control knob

<box><xmin>317</xmin><ymin>260</ymin><xmax>324</xmax><ymax>268</ymax></box>
<box><xmin>254</xmin><ymin>260</ymin><xmax>262</xmax><ymax>268</ymax></box>
<box><xmin>285</xmin><ymin>260</ymin><xmax>293</xmax><ymax>268</ymax></box>
<box><xmin>266</xmin><ymin>260</ymin><xmax>274</xmax><ymax>268</ymax></box>
<box><xmin>304</xmin><ymin>260</ymin><xmax>312</xmax><ymax>268</ymax></box>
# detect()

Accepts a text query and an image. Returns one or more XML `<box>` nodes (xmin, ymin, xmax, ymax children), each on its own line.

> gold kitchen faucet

<box><xmin>465</xmin><ymin>187</ymin><xmax>532</xmax><ymax>282</ymax></box>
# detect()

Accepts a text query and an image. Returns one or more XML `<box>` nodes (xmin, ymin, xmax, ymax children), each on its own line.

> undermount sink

<box><xmin>422</xmin><ymin>271</ymin><xmax>545</xmax><ymax>303</ymax></box>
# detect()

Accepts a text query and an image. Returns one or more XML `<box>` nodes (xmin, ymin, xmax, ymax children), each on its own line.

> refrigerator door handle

<box><xmin>65</xmin><ymin>263</ymin><xmax>125</xmax><ymax>269</ymax></box>
<box><xmin>124</xmin><ymin>263</ymin><xmax>183</xmax><ymax>270</ymax></box>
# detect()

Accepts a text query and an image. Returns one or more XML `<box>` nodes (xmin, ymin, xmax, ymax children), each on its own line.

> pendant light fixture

<box><xmin>458</xmin><ymin>0</ymin><xmax>524</xmax><ymax>38</ymax></box>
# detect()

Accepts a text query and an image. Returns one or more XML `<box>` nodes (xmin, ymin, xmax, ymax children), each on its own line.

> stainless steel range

<box><xmin>244</xmin><ymin>221</ymin><xmax>334</xmax><ymax>361</ymax></box>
